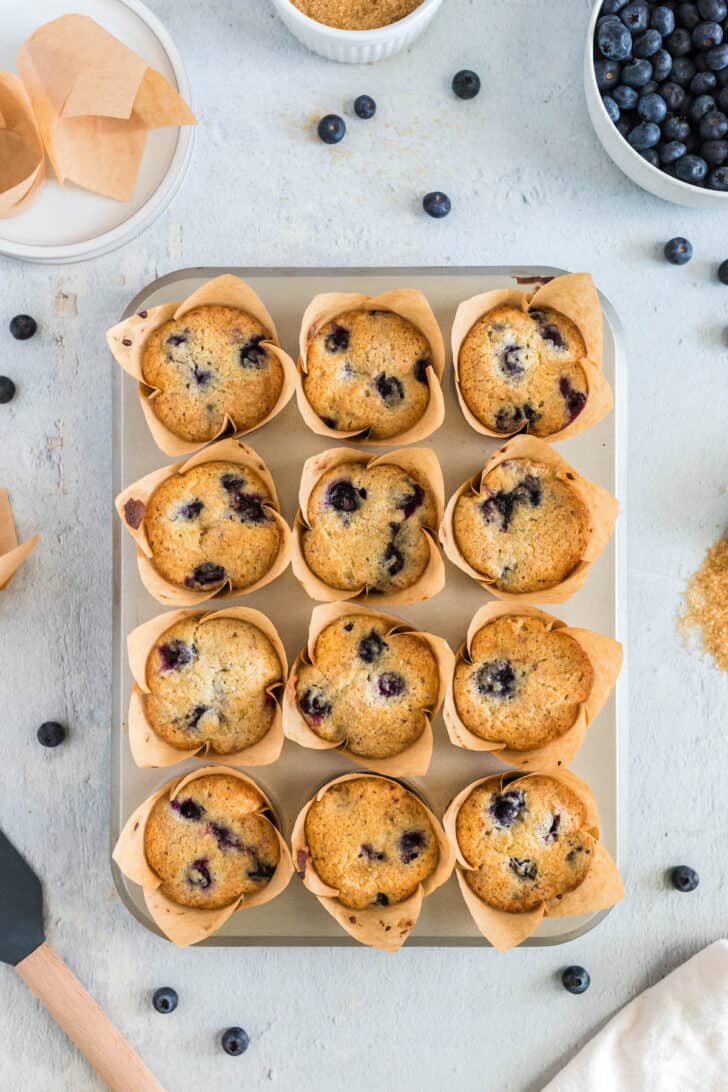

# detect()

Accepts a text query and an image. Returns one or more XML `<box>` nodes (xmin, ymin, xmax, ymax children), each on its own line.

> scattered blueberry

<box><xmin>375</xmin><ymin>373</ymin><xmax>404</xmax><ymax>404</ymax></box>
<box><xmin>185</xmin><ymin>563</ymin><xmax>226</xmax><ymax>588</ymax></box>
<box><xmin>324</xmin><ymin>324</ymin><xmax>350</xmax><ymax>352</ymax></box>
<box><xmin>239</xmin><ymin>335</ymin><xmax>267</xmax><ymax>370</ymax></box>
<box><xmin>452</xmin><ymin>69</ymin><xmax>481</xmax><ymax>99</ymax></box>
<box><xmin>299</xmin><ymin>686</ymin><xmax>332</xmax><ymax>722</ymax></box>
<box><xmin>422</xmin><ymin>191</ymin><xmax>451</xmax><ymax>218</ymax></box>
<box><xmin>186</xmin><ymin>858</ymin><xmax>212</xmax><ymax>889</ymax></box>
<box><xmin>718</xmin><ymin>258</ymin><xmax>728</xmax><ymax>281</ymax></box>
<box><xmin>327</xmin><ymin>479</ymin><xmax>361</xmax><ymax>513</ymax></box>
<box><xmin>509</xmin><ymin>857</ymin><xmax>538</xmax><ymax>881</ymax></box>
<box><xmin>37</xmin><ymin>721</ymin><xmax>66</xmax><ymax>748</ymax></box>
<box><xmin>0</xmin><ymin>376</ymin><xmax>16</xmax><ymax>404</ymax></box>
<box><xmin>172</xmin><ymin>797</ymin><xmax>205</xmax><ymax>821</ymax></box>
<box><xmin>354</xmin><ymin>94</ymin><xmax>376</xmax><ymax>119</ymax></box>
<box><xmin>221</xmin><ymin>1027</ymin><xmax>250</xmax><ymax>1057</ymax></box>
<box><xmin>9</xmin><ymin>314</ymin><xmax>36</xmax><ymax>340</ymax></box>
<box><xmin>671</xmin><ymin>865</ymin><xmax>700</xmax><ymax>891</ymax></box>
<box><xmin>317</xmin><ymin>114</ymin><xmax>346</xmax><ymax>144</ymax></box>
<box><xmin>358</xmin><ymin>630</ymin><xmax>388</xmax><ymax>663</ymax></box>
<box><xmin>152</xmin><ymin>988</ymin><xmax>178</xmax><ymax>1014</ymax></box>
<box><xmin>158</xmin><ymin>639</ymin><xmax>197</xmax><ymax>672</ymax></box>
<box><xmin>377</xmin><ymin>672</ymin><xmax>406</xmax><ymax>698</ymax></box>
<box><xmin>476</xmin><ymin>660</ymin><xmax>517</xmax><ymax>700</ymax></box>
<box><xmin>489</xmin><ymin>790</ymin><xmax>525</xmax><ymax>828</ymax></box>
<box><xmin>664</xmin><ymin>236</ymin><xmax>694</xmax><ymax>263</ymax></box>
<box><xmin>398</xmin><ymin>830</ymin><xmax>426</xmax><ymax>864</ymax></box>
<box><xmin>562</xmin><ymin>966</ymin><xmax>591</xmax><ymax>994</ymax></box>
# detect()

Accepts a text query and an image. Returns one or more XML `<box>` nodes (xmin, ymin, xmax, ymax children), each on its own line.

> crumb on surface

<box><xmin>289</xmin><ymin>0</ymin><xmax>423</xmax><ymax>30</ymax></box>
<box><xmin>679</xmin><ymin>534</ymin><xmax>728</xmax><ymax>671</ymax></box>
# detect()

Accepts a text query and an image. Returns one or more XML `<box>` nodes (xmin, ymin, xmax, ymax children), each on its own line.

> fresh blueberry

<box><xmin>377</xmin><ymin>672</ymin><xmax>405</xmax><ymax>698</ymax></box>
<box><xmin>663</xmin><ymin>115</ymin><xmax>691</xmax><ymax>139</ymax></box>
<box><xmin>509</xmin><ymin>857</ymin><xmax>538</xmax><ymax>881</ymax></box>
<box><xmin>354</xmin><ymin>94</ymin><xmax>376</xmax><ymax>118</ymax></box>
<box><xmin>562</xmin><ymin>966</ymin><xmax>591</xmax><ymax>994</ymax></box>
<box><xmin>700</xmin><ymin>108</ymin><xmax>728</xmax><ymax>136</ymax></box>
<box><xmin>327</xmin><ymin>479</ymin><xmax>361</xmax><ymax>513</ymax></box>
<box><xmin>699</xmin><ymin>0</ymin><xmax>727</xmax><ymax>18</ymax></box>
<box><xmin>675</xmin><ymin>152</ymin><xmax>709</xmax><ymax>178</ymax></box>
<box><xmin>299</xmin><ymin>686</ymin><xmax>332</xmax><ymax>722</ymax></box>
<box><xmin>628</xmin><ymin>120</ymin><xmax>662</xmax><ymax>148</ymax></box>
<box><xmin>718</xmin><ymin>85</ymin><xmax>728</xmax><ymax>110</ymax></box>
<box><xmin>702</xmin><ymin>136</ymin><xmax>728</xmax><ymax>159</ymax></box>
<box><xmin>641</xmin><ymin>79</ymin><xmax>659</xmax><ymax>94</ymax></box>
<box><xmin>221</xmin><ymin>1027</ymin><xmax>250</xmax><ymax>1056</ymax></box>
<box><xmin>652</xmin><ymin>5</ymin><xmax>676</xmax><ymax>34</ymax></box>
<box><xmin>707</xmin><ymin>43</ymin><xmax>728</xmax><ymax>69</ymax></box>
<box><xmin>693</xmin><ymin>20</ymin><xmax>723</xmax><ymax>49</ymax></box>
<box><xmin>660</xmin><ymin>81</ymin><xmax>687</xmax><ymax>109</ymax></box>
<box><xmin>598</xmin><ymin>16</ymin><xmax>633</xmax><ymax>58</ymax></box>
<box><xmin>318</xmin><ymin>114</ymin><xmax>345</xmax><ymax>144</ymax></box>
<box><xmin>603</xmin><ymin>93</ymin><xmax>621</xmax><ymax>122</ymax></box>
<box><xmin>489</xmin><ymin>790</ymin><xmax>525</xmax><ymax>828</ymax></box>
<box><xmin>476</xmin><ymin>660</ymin><xmax>517</xmax><ymax>699</ymax></box>
<box><xmin>601</xmin><ymin>0</ymin><xmax>629</xmax><ymax>11</ymax></box>
<box><xmin>634</xmin><ymin>29</ymin><xmax>664</xmax><ymax>57</ymax></box>
<box><xmin>622</xmin><ymin>58</ymin><xmax>654</xmax><ymax>86</ymax></box>
<box><xmin>671</xmin><ymin>865</ymin><xmax>699</xmax><ymax>891</ymax></box>
<box><xmin>660</xmin><ymin>139</ymin><xmax>688</xmax><ymax>161</ymax></box>
<box><xmin>718</xmin><ymin>258</ymin><xmax>728</xmax><ymax>282</ymax></box>
<box><xmin>613</xmin><ymin>83</ymin><xmax>639</xmax><ymax>108</ymax></box>
<box><xmin>638</xmin><ymin>91</ymin><xmax>668</xmax><ymax>121</ymax></box>
<box><xmin>616</xmin><ymin>115</ymin><xmax>632</xmax><ymax>137</ymax></box>
<box><xmin>152</xmin><ymin>988</ymin><xmax>178</xmax><ymax>1014</ymax></box>
<box><xmin>185</xmin><ymin>563</ymin><xmax>226</xmax><ymax>588</ymax></box>
<box><xmin>595</xmin><ymin>59</ymin><xmax>622</xmax><ymax>90</ymax></box>
<box><xmin>158</xmin><ymin>639</ymin><xmax>196</xmax><ymax>672</ymax></box>
<box><xmin>691</xmin><ymin>69</ymin><xmax>718</xmax><ymax>92</ymax></box>
<box><xmin>398</xmin><ymin>830</ymin><xmax>426</xmax><ymax>864</ymax></box>
<box><xmin>9</xmin><ymin>314</ymin><xmax>37</xmax><ymax>340</ymax></box>
<box><xmin>621</xmin><ymin>1</ymin><xmax>649</xmax><ymax>30</ymax></box>
<box><xmin>719</xmin><ymin>66</ymin><xmax>728</xmax><ymax>84</ymax></box>
<box><xmin>667</xmin><ymin>26</ymin><xmax>693</xmax><ymax>54</ymax></box>
<box><xmin>37</xmin><ymin>721</ymin><xmax>66</xmax><ymax>747</ymax></box>
<box><xmin>452</xmin><ymin>69</ymin><xmax>481</xmax><ymax>99</ymax></box>
<box><xmin>690</xmin><ymin>92</ymin><xmax>717</xmax><ymax>118</ymax></box>
<box><xmin>708</xmin><ymin>164</ymin><xmax>728</xmax><ymax>184</ymax></box>
<box><xmin>677</xmin><ymin>1</ymin><xmax>701</xmax><ymax>29</ymax></box>
<box><xmin>422</xmin><ymin>191</ymin><xmax>451</xmax><ymax>218</ymax></box>
<box><xmin>652</xmin><ymin>48</ymin><xmax>674</xmax><ymax>79</ymax></box>
<box><xmin>357</xmin><ymin>630</ymin><xmax>388</xmax><ymax>663</ymax></box>
<box><xmin>641</xmin><ymin>146</ymin><xmax>661</xmax><ymax>165</ymax></box>
<box><xmin>672</xmin><ymin>56</ymin><xmax>697</xmax><ymax>83</ymax></box>
<box><xmin>0</xmin><ymin>376</ymin><xmax>16</xmax><ymax>404</ymax></box>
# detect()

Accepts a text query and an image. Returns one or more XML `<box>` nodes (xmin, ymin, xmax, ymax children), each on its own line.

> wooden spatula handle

<box><xmin>16</xmin><ymin>942</ymin><xmax>165</xmax><ymax>1092</ymax></box>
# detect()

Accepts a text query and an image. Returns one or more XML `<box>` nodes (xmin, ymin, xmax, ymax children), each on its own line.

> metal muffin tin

<box><xmin>111</xmin><ymin>266</ymin><xmax>627</xmax><ymax>946</ymax></box>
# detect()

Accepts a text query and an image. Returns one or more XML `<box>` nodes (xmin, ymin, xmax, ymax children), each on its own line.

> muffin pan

<box><xmin>111</xmin><ymin>266</ymin><xmax>627</xmax><ymax>946</ymax></box>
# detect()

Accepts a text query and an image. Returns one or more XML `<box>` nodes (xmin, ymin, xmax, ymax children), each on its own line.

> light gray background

<box><xmin>1</xmin><ymin>0</ymin><xmax>726</xmax><ymax>1089</ymax></box>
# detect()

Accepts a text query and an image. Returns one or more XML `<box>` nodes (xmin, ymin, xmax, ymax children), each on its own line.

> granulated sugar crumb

<box><xmin>679</xmin><ymin>534</ymin><xmax>728</xmax><ymax>671</ymax></box>
<box><xmin>290</xmin><ymin>0</ymin><xmax>423</xmax><ymax>30</ymax></box>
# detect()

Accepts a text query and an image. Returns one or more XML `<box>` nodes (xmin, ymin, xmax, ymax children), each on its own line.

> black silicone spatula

<box><xmin>0</xmin><ymin>828</ymin><xmax>165</xmax><ymax>1092</ymax></box>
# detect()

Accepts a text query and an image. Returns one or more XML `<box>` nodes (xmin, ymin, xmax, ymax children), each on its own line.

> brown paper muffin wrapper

<box><xmin>440</xmin><ymin>434</ymin><xmax>618</xmax><ymax>605</ymax></box>
<box><xmin>283</xmin><ymin>602</ymin><xmax>454</xmax><ymax>776</ymax></box>
<box><xmin>115</xmin><ymin>437</ymin><xmax>291</xmax><ymax>607</ymax></box>
<box><xmin>443</xmin><ymin>602</ymin><xmax>622</xmax><ymax>769</ymax></box>
<box><xmin>443</xmin><ymin>770</ymin><xmax>623</xmax><ymax>951</ymax></box>
<box><xmin>291</xmin><ymin>772</ymin><xmax>455</xmax><ymax>950</ymax></box>
<box><xmin>0</xmin><ymin>72</ymin><xmax>45</xmax><ymax>219</ymax></box>
<box><xmin>127</xmin><ymin>606</ymin><xmax>288</xmax><ymax>768</ymax></box>
<box><xmin>0</xmin><ymin>489</ymin><xmax>39</xmax><ymax>590</ymax></box>
<box><xmin>106</xmin><ymin>275</ymin><xmax>297</xmax><ymax>456</ymax></box>
<box><xmin>451</xmin><ymin>273</ymin><xmax>612</xmax><ymax>443</ymax></box>
<box><xmin>292</xmin><ymin>446</ymin><xmax>445</xmax><ymax>606</ymax></box>
<box><xmin>113</xmin><ymin>765</ymin><xmax>293</xmax><ymax>946</ymax></box>
<box><xmin>295</xmin><ymin>289</ymin><xmax>446</xmax><ymax>446</ymax></box>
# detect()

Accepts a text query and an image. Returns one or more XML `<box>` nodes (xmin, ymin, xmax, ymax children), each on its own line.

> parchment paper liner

<box><xmin>0</xmin><ymin>489</ymin><xmax>39</xmax><ymax>590</ymax></box>
<box><xmin>115</xmin><ymin>437</ymin><xmax>291</xmax><ymax>607</ymax></box>
<box><xmin>106</xmin><ymin>275</ymin><xmax>297</xmax><ymax>456</ymax></box>
<box><xmin>16</xmin><ymin>14</ymin><xmax>196</xmax><ymax>203</ymax></box>
<box><xmin>0</xmin><ymin>72</ymin><xmax>45</xmax><ymax>218</ymax></box>
<box><xmin>442</xmin><ymin>770</ymin><xmax>623</xmax><ymax>951</ymax></box>
<box><xmin>443</xmin><ymin>602</ymin><xmax>622</xmax><ymax>770</ymax></box>
<box><xmin>451</xmin><ymin>273</ymin><xmax>612</xmax><ymax>443</ymax></box>
<box><xmin>439</xmin><ymin>434</ymin><xmax>618</xmax><ymax>604</ymax></box>
<box><xmin>113</xmin><ymin>765</ymin><xmax>293</xmax><ymax>947</ymax></box>
<box><xmin>283</xmin><ymin>602</ymin><xmax>454</xmax><ymax>776</ymax></box>
<box><xmin>295</xmin><ymin>290</ymin><xmax>446</xmax><ymax>446</ymax></box>
<box><xmin>127</xmin><ymin>606</ymin><xmax>288</xmax><ymax>768</ymax></box>
<box><xmin>292</xmin><ymin>446</ymin><xmax>445</xmax><ymax>606</ymax></box>
<box><xmin>291</xmin><ymin>772</ymin><xmax>455</xmax><ymax>950</ymax></box>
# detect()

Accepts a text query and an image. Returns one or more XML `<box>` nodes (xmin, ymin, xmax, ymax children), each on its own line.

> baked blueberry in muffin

<box><xmin>145</xmin><ymin>616</ymin><xmax>283</xmax><ymax>755</ymax></box>
<box><xmin>144</xmin><ymin>774</ymin><xmax>281</xmax><ymax>910</ymax></box>
<box><xmin>455</xmin><ymin>775</ymin><xmax>594</xmax><ymax>912</ymax></box>
<box><xmin>303</xmin><ymin>310</ymin><xmax>433</xmax><ymax>439</ymax></box>
<box><xmin>141</xmin><ymin>306</ymin><xmax>283</xmax><ymax>443</ymax></box>
<box><xmin>458</xmin><ymin>304</ymin><xmax>589</xmax><ymax>437</ymax></box>
<box><xmin>453</xmin><ymin>615</ymin><xmax>593</xmax><ymax>751</ymax></box>
<box><xmin>295</xmin><ymin>613</ymin><xmax>439</xmax><ymax>758</ymax></box>
<box><xmin>143</xmin><ymin>460</ymin><xmax>281</xmax><ymax>592</ymax></box>
<box><xmin>304</xmin><ymin>776</ymin><xmax>440</xmax><ymax>909</ymax></box>
<box><xmin>452</xmin><ymin>459</ymin><xmax>590</xmax><ymax>593</ymax></box>
<box><xmin>301</xmin><ymin>461</ymin><xmax>437</xmax><ymax>594</ymax></box>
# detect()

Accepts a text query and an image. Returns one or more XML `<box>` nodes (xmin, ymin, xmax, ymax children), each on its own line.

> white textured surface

<box><xmin>0</xmin><ymin>0</ymin><xmax>727</xmax><ymax>1089</ymax></box>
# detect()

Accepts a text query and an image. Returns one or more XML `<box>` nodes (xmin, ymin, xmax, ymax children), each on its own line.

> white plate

<box><xmin>0</xmin><ymin>0</ymin><xmax>194</xmax><ymax>264</ymax></box>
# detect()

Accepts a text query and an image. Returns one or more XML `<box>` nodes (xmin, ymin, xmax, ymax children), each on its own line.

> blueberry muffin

<box><xmin>143</xmin><ymin>460</ymin><xmax>281</xmax><ymax>592</ymax></box>
<box><xmin>296</xmin><ymin>614</ymin><xmax>439</xmax><ymax>758</ymax></box>
<box><xmin>301</xmin><ymin>463</ymin><xmax>436</xmax><ymax>594</ymax></box>
<box><xmin>145</xmin><ymin>616</ymin><xmax>282</xmax><ymax>754</ymax></box>
<box><xmin>455</xmin><ymin>776</ymin><xmax>594</xmax><ymax>912</ymax></box>
<box><xmin>144</xmin><ymin>774</ymin><xmax>281</xmax><ymax>910</ymax></box>
<box><xmin>453</xmin><ymin>459</ymin><xmax>590</xmax><ymax>594</ymax></box>
<box><xmin>142</xmin><ymin>306</ymin><xmax>283</xmax><ymax>443</ymax></box>
<box><xmin>304</xmin><ymin>310</ymin><xmax>432</xmax><ymax>440</ymax></box>
<box><xmin>304</xmin><ymin>776</ymin><xmax>439</xmax><ymax>909</ymax></box>
<box><xmin>459</xmin><ymin>304</ymin><xmax>588</xmax><ymax>437</ymax></box>
<box><xmin>453</xmin><ymin>616</ymin><xmax>593</xmax><ymax>750</ymax></box>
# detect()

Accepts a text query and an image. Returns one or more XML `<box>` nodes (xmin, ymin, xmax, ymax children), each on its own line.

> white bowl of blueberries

<box><xmin>586</xmin><ymin>0</ymin><xmax>728</xmax><ymax>205</ymax></box>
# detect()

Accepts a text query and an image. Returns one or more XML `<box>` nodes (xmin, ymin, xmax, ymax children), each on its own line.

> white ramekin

<box><xmin>269</xmin><ymin>0</ymin><xmax>444</xmax><ymax>63</ymax></box>
<box><xmin>584</xmin><ymin>0</ymin><xmax>728</xmax><ymax>208</ymax></box>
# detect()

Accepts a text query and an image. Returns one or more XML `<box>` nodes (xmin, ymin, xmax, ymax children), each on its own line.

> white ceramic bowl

<box><xmin>584</xmin><ymin>0</ymin><xmax>728</xmax><ymax>208</ymax></box>
<box><xmin>269</xmin><ymin>0</ymin><xmax>444</xmax><ymax>63</ymax></box>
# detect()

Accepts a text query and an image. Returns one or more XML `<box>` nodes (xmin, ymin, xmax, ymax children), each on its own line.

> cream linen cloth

<box><xmin>544</xmin><ymin>940</ymin><xmax>728</xmax><ymax>1092</ymax></box>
